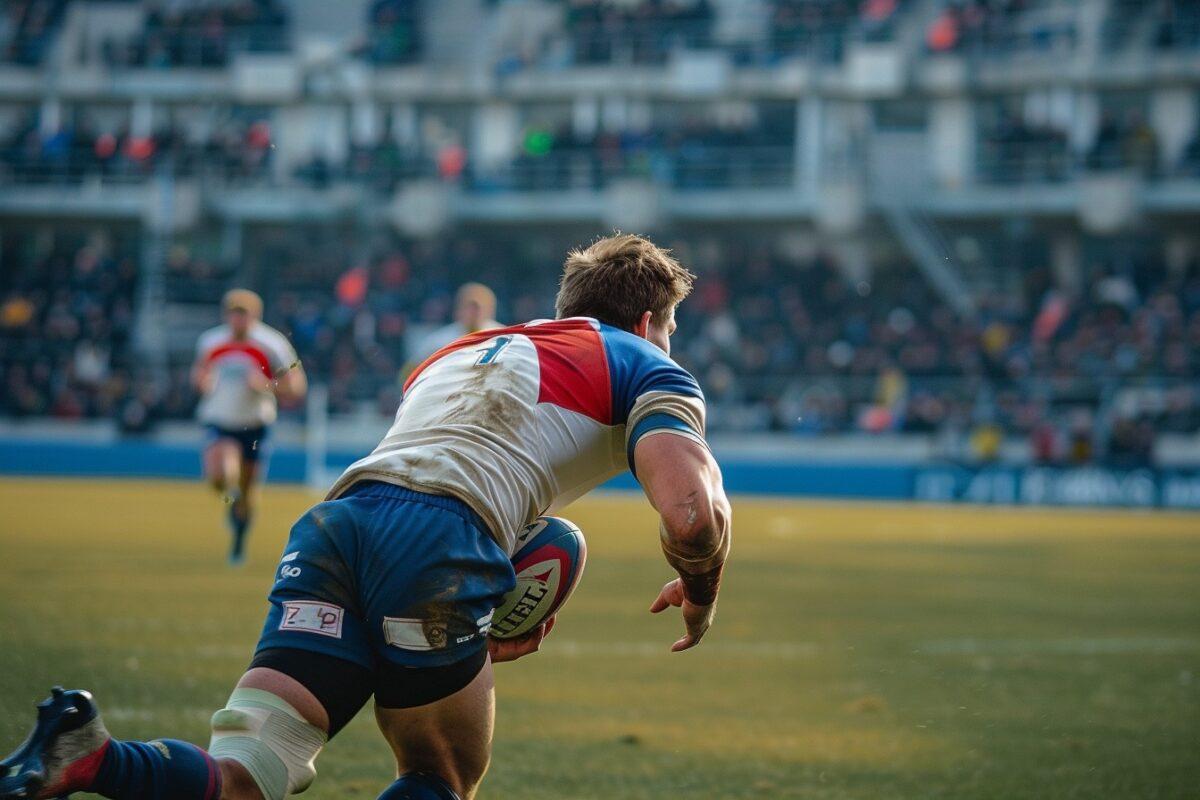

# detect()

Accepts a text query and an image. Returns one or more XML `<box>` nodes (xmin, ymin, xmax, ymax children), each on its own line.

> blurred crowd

<box><xmin>96</xmin><ymin>233</ymin><xmax>1198</xmax><ymax>469</ymax></box>
<box><xmin>1149</xmin><ymin>0</ymin><xmax>1200</xmax><ymax>51</ymax></box>
<box><xmin>360</xmin><ymin>0</ymin><xmax>423</xmax><ymax>65</ymax></box>
<box><xmin>0</xmin><ymin>236</ymin><xmax>146</xmax><ymax>423</ymax></box>
<box><xmin>927</xmin><ymin>0</ymin><xmax>1200</xmax><ymax>57</ymax></box>
<box><xmin>102</xmin><ymin>0</ymin><xmax>289</xmax><ymax>69</ymax></box>
<box><xmin>672</xmin><ymin>242</ymin><xmax>1198</xmax><ymax>467</ymax></box>
<box><xmin>0</xmin><ymin>113</ymin><xmax>274</xmax><ymax>184</ymax></box>
<box><xmin>7</xmin><ymin>99</ymin><xmax>1200</xmax><ymax>191</ymax></box>
<box><xmin>0</xmin><ymin>0</ymin><xmax>66</xmax><ymax>65</ymax></box>
<box><xmin>562</xmin><ymin>0</ymin><xmax>716</xmax><ymax>65</ymax></box>
<box><xmin>978</xmin><ymin>114</ymin><xmax>1071</xmax><ymax>184</ymax></box>
<box><xmin>0</xmin><ymin>106</ymin><xmax>799</xmax><ymax>191</ymax></box>
<box><xmin>925</xmin><ymin>0</ymin><xmax>1076</xmax><ymax>56</ymax></box>
<box><xmin>490</xmin><ymin>0</ymin><xmax>908</xmax><ymax>72</ymax></box>
<box><xmin>978</xmin><ymin>110</ymin><xmax>1200</xmax><ymax>184</ymax></box>
<box><xmin>5</xmin><ymin>0</ymin><xmax>1199</xmax><ymax>74</ymax></box>
<box><xmin>497</xmin><ymin>114</ymin><xmax>794</xmax><ymax>191</ymax></box>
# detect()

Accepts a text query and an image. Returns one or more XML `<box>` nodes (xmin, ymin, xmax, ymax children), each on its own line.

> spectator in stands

<box><xmin>1088</xmin><ymin>111</ymin><xmax>1160</xmax><ymax>175</ymax></box>
<box><xmin>363</xmin><ymin>0</ymin><xmax>423</xmax><ymax>64</ymax></box>
<box><xmin>103</xmin><ymin>0</ymin><xmax>289</xmax><ymax>69</ymax></box>
<box><xmin>0</xmin><ymin>0</ymin><xmax>67</xmax><ymax>65</ymax></box>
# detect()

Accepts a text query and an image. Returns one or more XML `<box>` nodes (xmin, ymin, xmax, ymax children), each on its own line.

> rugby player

<box><xmin>404</xmin><ymin>282</ymin><xmax>501</xmax><ymax>373</ymax></box>
<box><xmin>193</xmin><ymin>289</ymin><xmax>307</xmax><ymax>564</ymax></box>
<box><xmin>0</xmin><ymin>234</ymin><xmax>732</xmax><ymax>800</ymax></box>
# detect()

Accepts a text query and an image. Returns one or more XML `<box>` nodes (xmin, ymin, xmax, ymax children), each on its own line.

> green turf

<box><xmin>1</xmin><ymin>479</ymin><xmax>1197</xmax><ymax>798</ymax></box>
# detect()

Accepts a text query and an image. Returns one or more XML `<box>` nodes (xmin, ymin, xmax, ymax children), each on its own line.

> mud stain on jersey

<box><xmin>442</xmin><ymin>363</ymin><xmax>527</xmax><ymax>437</ymax></box>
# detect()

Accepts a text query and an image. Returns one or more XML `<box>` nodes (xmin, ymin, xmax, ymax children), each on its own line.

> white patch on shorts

<box><xmin>382</xmin><ymin>617</ymin><xmax>447</xmax><ymax>651</ymax></box>
<box><xmin>279</xmin><ymin>601</ymin><xmax>344</xmax><ymax>638</ymax></box>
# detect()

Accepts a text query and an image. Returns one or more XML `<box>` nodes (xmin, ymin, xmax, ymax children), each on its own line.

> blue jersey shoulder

<box><xmin>597</xmin><ymin>323</ymin><xmax>703</xmax><ymax>426</ymax></box>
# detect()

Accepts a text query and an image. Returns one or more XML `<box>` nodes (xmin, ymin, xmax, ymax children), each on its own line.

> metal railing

<box><xmin>972</xmin><ymin>143</ymin><xmax>1200</xmax><ymax>185</ymax></box>
<box><xmin>473</xmin><ymin>146</ymin><xmax>796</xmax><ymax>192</ymax></box>
<box><xmin>5</xmin><ymin>142</ymin><xmax>1200</xmax><ymax>194</ymax></box>
<box><xmin>0</xmin><ymin>145</ymin><xmax>797</xmax><ymax>192</ymax></box>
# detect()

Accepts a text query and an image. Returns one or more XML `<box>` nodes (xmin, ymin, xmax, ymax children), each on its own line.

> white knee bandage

<box><xmin>208</xmin><ymin>688</ymin><xmax>327</xmax><ymax>800</ymax></box>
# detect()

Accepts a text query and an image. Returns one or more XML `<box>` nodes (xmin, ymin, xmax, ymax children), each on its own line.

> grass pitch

<box><xmin>1</xmin><ymin>478</ymin><xmax>1197</xmax><ymax>799</ymax></box>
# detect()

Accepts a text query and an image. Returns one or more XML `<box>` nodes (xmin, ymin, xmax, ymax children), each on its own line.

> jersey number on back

<box><xmin>475</xmin><ymin>336</ymin><xmax>513</xmax><ymax>366</ymax></box>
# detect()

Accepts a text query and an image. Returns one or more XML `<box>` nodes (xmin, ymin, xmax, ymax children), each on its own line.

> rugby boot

<box><xmin>0</xmin><ymin>687</ymin><xmax>110</xmax><ymax>799</ymax></box>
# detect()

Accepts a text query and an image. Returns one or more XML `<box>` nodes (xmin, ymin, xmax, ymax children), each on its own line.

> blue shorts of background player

<box><xmin>205</xmin><ymin>424</ymin><xmax>270</xmax><ymax>464</ymax></box>
<box><xmin>249</xmin><ymin>480</ymin><xmax>517</xmax><ymax>731</ymax></box>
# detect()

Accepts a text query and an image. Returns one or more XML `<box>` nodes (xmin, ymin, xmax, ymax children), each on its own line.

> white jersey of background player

<box><xmin>404</xmin><ymin>282</ymin><xmax>502</xmax><ymax>374</ymax></box>
<box><xmin>192</xmin><ymin>289</ymin><xmax>306</xmax><ymax>564</ymax></box>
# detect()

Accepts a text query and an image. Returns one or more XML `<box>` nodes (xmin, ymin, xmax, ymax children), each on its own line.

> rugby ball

<box><xmin>489</xmin><ymin>517</ymin><xmax>587</xmax><ymax>640</ymax></box>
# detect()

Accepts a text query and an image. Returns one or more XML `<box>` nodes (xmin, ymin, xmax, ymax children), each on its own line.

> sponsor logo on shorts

<box><xmin>279</xmin><ymin>601</ymin><xmax>344</xmax><ymax>638</ymax></box>
<box><xmin>383</xmin><ymin>617</ymin><xmax>448</xmax><ymax>651</ymax></box>
<box><xmin>281</xmin><ymin>551</ymin><xmax>300</xmax><ymax>563</ymax></box>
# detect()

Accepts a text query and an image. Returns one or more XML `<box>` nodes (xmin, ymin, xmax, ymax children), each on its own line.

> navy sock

<box><xmin>377</xmin><ymin>772</ymin><xmax>461</xmax><ymax>800</ymax></box>
<box><xmin>91</xmin><ymin>739</ymin><xmax>222</xmax><ymax>800</ymax></box>
<box><xmin>228</xmin><ymin>503</ymin><xmax>250</xmax><ymax>559</ymax></box>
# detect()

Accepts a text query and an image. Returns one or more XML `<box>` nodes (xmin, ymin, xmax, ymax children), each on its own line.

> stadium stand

<box><xmin>123</xmin><ymin>231</ymin><xmax>1197</xmax><ymax>471</ymax></box>
<box><xmin>0</xmin><ymin>0</ymin><xmax>1197</xmax><ymax>482</ymax></box>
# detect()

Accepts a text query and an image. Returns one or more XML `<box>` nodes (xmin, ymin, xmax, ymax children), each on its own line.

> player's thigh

<box><xmin>202</xmin><ymin>434</ymin><xmax>238</xmax><ymax>475</ymax></box>
<box><xmin>375</xmin><ymin>657</ymin><xmax>496</xmax><ymax>799</ymax></box>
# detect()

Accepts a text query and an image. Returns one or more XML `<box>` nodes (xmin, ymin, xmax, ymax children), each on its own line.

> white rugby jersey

<box><xmin>195</xmin><ymin>321</ymin><xmax>298</xmax><ymax>429</ymax></box>
<box><xmin>327</xmin><ymin>318</ymin><xmax>708</xmax><ymax>555</ymax></box>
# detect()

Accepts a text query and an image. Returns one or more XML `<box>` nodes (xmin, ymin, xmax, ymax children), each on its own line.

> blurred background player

<box><xmin>404</xmin><ymin>282</ymin><xmax>500</xmax><ymax>372</ymax></box>
<box><xmin>192</xmin><ymin>289</ymin><xmax>306</xmax><ymax>564</ymax></box>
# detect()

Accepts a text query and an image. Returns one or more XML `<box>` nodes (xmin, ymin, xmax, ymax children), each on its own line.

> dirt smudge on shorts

<box><xmin>399</xmin><ymin>571</ymin><xmax>482</xmax><ymax>649</ymax></box>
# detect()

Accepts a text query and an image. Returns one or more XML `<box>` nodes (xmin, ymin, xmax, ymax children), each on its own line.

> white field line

<box><xmin>544</xmin><ymin>637</ymin><xmax>1200</xmax><ymax>658</ymax></box>
<box><xmin>919</xmin><ymin>637</ymin><xmax>1200</xmax><ymax>656</ymax></box>
<box><xmin>105</xmin><ymin>707</ymin><xmax>213</xmax><ymax>722</ymax></box>
<box><xmin>124</xmin><ymin>638</ymin><xmax>1200</xmax><ymax>663</ymax></box>
<box><xmin>542</xmin><ymin>640</ymin><xmax>819</xmax><ymax>658</ymax></box>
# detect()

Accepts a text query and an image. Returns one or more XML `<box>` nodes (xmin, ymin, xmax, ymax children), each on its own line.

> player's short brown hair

<box><xmin>555</xmin><ymin>234</ymin><xmax>695</xmax><ymax>331</ymax></box>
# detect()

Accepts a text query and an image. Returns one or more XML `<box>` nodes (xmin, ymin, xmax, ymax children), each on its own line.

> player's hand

<box><xmin>195</xmin><ymin>368</ymin><xmax>215</xmax><ymax>395</ymax></box>
<box><xmin>246</xmin><ymin>370</ymin><xmax>272</xmax><ymax>393</ymax></box>
<box><xmin>649</xmin><ymin>578</ymin><xmax>716</xmax><ymax>652</ymax></box>
<box><xmin>487</xmin><ymin>615</ymin><xmax>556</xmax><ymax>663</ymax></box>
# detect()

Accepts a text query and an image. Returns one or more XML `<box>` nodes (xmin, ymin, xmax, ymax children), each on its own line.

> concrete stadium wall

<box><xmin>2</xmin><ymin>436</ymin><xmax>1199</xmax><ymax>510</ymax></box>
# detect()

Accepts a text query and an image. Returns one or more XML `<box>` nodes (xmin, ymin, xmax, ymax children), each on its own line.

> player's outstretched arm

<box><xmin>634</xmin><ymin>433</ymin><xmax>731</xmax><ymax>652</ymax></box>
<box><xmin>190</xmin><ymin>356</ymin><xmax>213</xmax><ymax>395</ymax></box>
<box><xmin>274</xmin><ymin>362</ymin><xmax>308</xmax><ymax>404</ymax></box>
